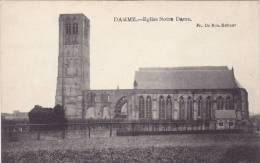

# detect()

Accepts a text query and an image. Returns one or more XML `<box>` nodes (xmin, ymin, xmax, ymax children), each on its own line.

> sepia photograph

<box><xmin>1</xmin><ymin>1</ymin><xmax>260</xmax><ymax>162</ymax></box>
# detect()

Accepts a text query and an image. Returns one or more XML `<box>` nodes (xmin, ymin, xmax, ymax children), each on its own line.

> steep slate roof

<box><xmin>134</xmin><ymin>66</ymin><xmax>238</xmax><ymax>89</ymax></box>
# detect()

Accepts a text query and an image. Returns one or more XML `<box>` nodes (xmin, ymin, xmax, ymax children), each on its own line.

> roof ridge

<box><xmin>139</xmin><ymin>66</ymin><xmax>229</xmax><ymax>71</ymax></box>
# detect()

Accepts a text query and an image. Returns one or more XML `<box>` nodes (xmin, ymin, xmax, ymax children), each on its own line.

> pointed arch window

<box><xmin>225</xmin><ymin>96</ymin><xmax>232</xmax><ymax>110</ymax></box>
<box><xmin>166</xmin><ymin>96</ymin><xmax>172</xmax><ymax>120</ymax></box>
<box><xmin>187</xmin><ymin>96</ymin><xmax>193</xmax><ymax>120</ymax></box>
<box><xmin>206</xmin><ymin>96</ymin><xmax>212</xmax><ymax>120</ymax></box>
<box><xmin>65</xmin><ymin>23</ymin><xmax>71</xmax><ymax>34</ymax></box>
<box><xmin>198</xmin><ymin>96</ymin><xmax>203</xmax><ymax>117</ymax></box>
<box><xmin>73</xmin><ymin>23</ymin><xmax>78</xmax><ymax>34</ymax></box>
<box><xmin>139</xmin><ymin>96</ymin><xmax>145</xmax><ymax>119</ymax></box>
<box><xmin>146</xmin><ymin>96</ymin><xmax>152</xmax><ymax>119</ymax></box>
<box><xmin>101</xmin><ymin>93</ymin><xmax>109</xmax><ymax>103</ymax></box>
<box><xmin>89</xmin><ymin>92</ymin><xmax>96</xmax><ymax>106</ymax></box>
<box><xmin>159</xmin><ymin>96</ymin><xmax>165</xmax><ymax>120</ymax></box>
<box><xmin>179</xmin><ymin>96</ymin><xmax>185</xmax><ymax>120</ymax></box>
<box><xmin>217</xmin><ymin>96</ymin><xmax>224</xmax><ymax>110</ymax></box>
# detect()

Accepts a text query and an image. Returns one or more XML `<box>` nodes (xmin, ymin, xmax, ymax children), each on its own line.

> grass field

<box><xmin>2</xmin><ymin>134</ymin><xmax>260</xmax><ymax>163</ymax></box>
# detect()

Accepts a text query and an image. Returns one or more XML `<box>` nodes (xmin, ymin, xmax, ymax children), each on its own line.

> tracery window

<box><xmin>179</xmin><ymin>96</ymin><xmax>185</xmax><ymax>120</ymax></box>
<box><xmin>101</xmin><ymin>93</ymin><xmax>109</xmax><ymax>103</ymax></box>
<box><xmin>187</xmin><ymin>96</ymin><xmax>193</xmax><ymax>120</ymax></box>
<box><xmin>217</xmin><ymin>96</ymin><xmax>224</xmax><ymax>110</ymax></box>
<box><xmin>198</xmin><ymin>96</ymin><xmax>203</xmax><ymax>117</ymax></box>
<box><xmin>73</xmin><ymin>23</ymin><xmax>78</xmax><ymax>34</ymax></box>
<box><xmin>146</xmin><ymin>96</ymin><xmax>152</xmax><ymax>119</ymax></box>
<box><xmin>65</xmin><ymin>23</ymin><xmax>71</xmax><ymax>34</ymax></box>
<box><xmin>89</xmin><ymin>92</ymin><xmax>96</xmax><ymax>106</ymax></box>
<box><xmin>166</xmin><ymin>96</ymin><xmax>172</xmax><ymax>120</ymax></box>
<box><xmin>139</xmin><ymin>96</ymin><xmax>145</xmax><ymax>119</ymax></box>
<box><xmin>225</xmin><ymin>96</ymin><xmax>232</xmax><ymax>110</ymax></box>
<box><xmin>159</xmin><ymin>96</ymin><xmax>166</xmax><ymax>120</ymax></box>
<box><xmin>206</xmin><ymin>96</ymin><xmax>212</xmax><ymax>120</ymax></box>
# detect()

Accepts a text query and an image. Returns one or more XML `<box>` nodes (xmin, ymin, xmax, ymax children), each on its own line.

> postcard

<box><xmin>1</xmin><ymin>1</ymin><xmax>259</xmax><ymax>163</ymax></box>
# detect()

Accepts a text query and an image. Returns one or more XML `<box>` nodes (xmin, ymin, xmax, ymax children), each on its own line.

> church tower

<box><xmin>55</xmin><ymin>14</ymin><xmax>90</xmax><ymax>119</ymax></box>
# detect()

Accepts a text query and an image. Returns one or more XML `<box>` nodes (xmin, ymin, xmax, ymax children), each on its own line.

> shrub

<box><xmin>28</xmin><ymin>105</ymin><xmax>67</xmax><ymax>130</ymax></box>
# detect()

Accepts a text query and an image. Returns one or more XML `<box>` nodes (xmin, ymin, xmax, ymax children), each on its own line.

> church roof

<box><xmin>134</xmin><ymin>66</ymin><xmax>238</xmax><ymax>89</ymax></box>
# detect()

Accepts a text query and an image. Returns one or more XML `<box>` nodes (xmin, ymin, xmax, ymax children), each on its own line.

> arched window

<box><xmin>146</xmin><ymin>96</ymin><xmax>152</xmax><ymax>119</ymax></box>
<box><xmin>73</xmin><ymin>23</ymin><xmax>78</xmax><ymax>34</ymax></box>
<box><xmin>187</xmin><ymin>97</ymin><xmax>193</xmax><ymax>120</ymax></box>
<box><xmin>198</xmin><ymin>96</ymin><xmax>203</xmax><ymax>118</ymax></box>
<box><xmin>172</xmin><ymin>98</ymin><xmax>177</xmax><ymax>120</ymax></box>
<box><xmin>206</xmin><ymin>96</ymin><xmax>212</xmax><ymax>120</ymax></box>
<box><xmin>159</xmin><ymin>96</ymin><xmax>165</xmax><ymax>120</ymax></box>
<box><xmin>166</xmin><ymin>96</ymin><xmax>172</xmax><ymax>120</ymax></box>
<box><xmin>65</xmin><ymin>23</ymin><xmax>71</xmax><ymax>34</ymax></box>
<box><xmin>217</xmin><ymin>96</ymin><xmax>224</xmax><ymax>110</ymax></box>
<box><xmin>179</xmin><ymin>96</ymin><xmax>185</xmax><ymax>120</ymax></box>
<box><xmin>101</xmin><ymin>93</ymin><xmax>109</xmax><ymax>103</ymax></box>
<box><xmin>139</xmin><ymin>96</ymin><xmax>145</xmax><ymax>119</ymax></box>
<box><xmin>107</xmin><ymin>95</ymin><xmax>110</xmax><ymax>102</ymax></box>
<box><xmin>225</xmin><ymin>96</ymin><xmax>232</xmax><ymax>110</ymax></box>
<box><xmin>89</xmin><ymin>92</ymin><xmax>96</xmax><ymax>106</ymax></box>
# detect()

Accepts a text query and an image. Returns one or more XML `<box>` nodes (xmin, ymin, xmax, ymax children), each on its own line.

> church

<box><xmin>55</xmin><ymin>14</ymin><xmax>250</xmax><ymax>130</ymax></box>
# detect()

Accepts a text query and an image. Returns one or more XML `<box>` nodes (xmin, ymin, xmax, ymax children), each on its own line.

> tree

<box><xmin>28</xmin><ymin>105</ymin><xmax>67</xmax><ymax>130</ymax></box>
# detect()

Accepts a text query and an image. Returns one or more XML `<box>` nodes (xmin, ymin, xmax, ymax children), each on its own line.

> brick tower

<box><xmin>55</xmin><ymin>14</ymin><xmax>90</xmax><ymax>119</ymax></box>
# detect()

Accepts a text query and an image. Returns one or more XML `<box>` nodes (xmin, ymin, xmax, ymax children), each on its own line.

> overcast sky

<box><xmin>1</xmin><ymin>1</ymin><xmax>259</xmax><ymax>114</ymax></box>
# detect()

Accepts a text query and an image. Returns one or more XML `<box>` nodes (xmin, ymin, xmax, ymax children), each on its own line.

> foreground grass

<box><xmin>2</xmin><ymin>134</ymin><xmax>260</xmax><ymax>163</ymax></box>
<box><xmin>2</xmin><ymin>145</ymin><xmax>260</xmax><ymax>163</ymax></box>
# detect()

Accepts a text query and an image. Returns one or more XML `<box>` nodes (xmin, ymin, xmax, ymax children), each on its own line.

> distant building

<box><xmin>55</xmin><ymin>13</ymin><xmax>250</xmax><ymax>130</ymax></box>
<box><xmin>1</xmin><ymin>110</ymin><xmax>28</xmax><ymax>120</ymax></box>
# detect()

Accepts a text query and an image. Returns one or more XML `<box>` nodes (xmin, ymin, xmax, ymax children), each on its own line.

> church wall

<box><xmin>68</xmin><ymin>88</ymin><xmax>250</xmax><ymax>131</ymax></box>
<box><xmin>81</xmin><ymin>89</ymin><xmax>247</xmax><ymax>123</ymax></box>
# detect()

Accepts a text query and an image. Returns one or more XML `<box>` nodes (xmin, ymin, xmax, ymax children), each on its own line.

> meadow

<box><xmin>2</xmin><ymin>133</ymin><xmax>260</xmax><ymax>163</ymax></box>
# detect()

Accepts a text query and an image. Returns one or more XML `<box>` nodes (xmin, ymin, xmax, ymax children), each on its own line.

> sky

<box><xmin>0</xmin><ymin>1</ymin><xmax>259</xmax><ymax>114</ymax></box>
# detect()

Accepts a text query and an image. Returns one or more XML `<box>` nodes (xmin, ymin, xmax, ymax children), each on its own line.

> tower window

<box><xmin>65</xmin><ymin>23</ymin><xmax>71</xmax><ymax>34</ymax></box>
<box><xmin>73</xmin><ymin>23</ymin><xmax>78</xmax><ymax>34</ymax></box>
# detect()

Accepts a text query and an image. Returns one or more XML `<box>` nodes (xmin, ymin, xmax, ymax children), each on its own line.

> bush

<box><xmin>28</xmin><ymin>105</ymin><xmax>67</xmax><ymax>130</ymax></box>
